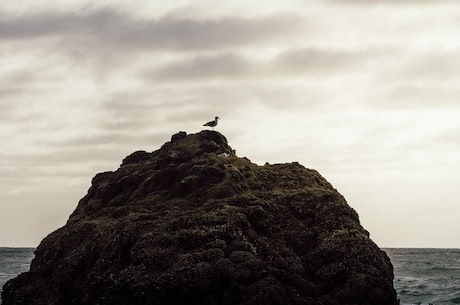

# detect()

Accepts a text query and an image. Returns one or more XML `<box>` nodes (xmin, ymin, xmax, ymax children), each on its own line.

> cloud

<box><xmin>39</xmin><ymin>133</ymin><xmax>128</xmax><ymax>147</ymax></box>
<box><xmin>0</xmin><ymin>88</ymin><xmax>22</xmax><ymax>98</ymax></box>
<box><xmin>396</xmin><ymin>51</ymin><xmax>460</xmax><ymax>82</ymax></box>
<box><xmin>97</xmin><ymin>92</ymin><xmax>177</xmax><ymax>132</ymax></box>
<box><xmin>0</xmin><ymin>9</ymin><xmax>123</xmax><ymax>40</ymax></box>
<box><xmin>273</xmin><ymin>48</ymin><xmax>372</xmax><ymax>76</ymax></box>
<box><xmin>111</xmin><ymin>14</ymin><xmax>304</xmax><ymax>51</ymax></box>
<box><xmin>0</xmin><ymin>91</ymin><xmax>38</xmax><ymax>122</ymax></box>
<box><xmin>0</xmin><ymin>9</ymin><xmax>305</xmax><ymax>52</ymax></box>
<box><xmin>430</xmin><ymin>125</ymin><xmax>460</xmax><ymax>148</ymax></box>
<box><xmin>0</xmin><ymin>96</ymin><xmax>18</xmax><ymax>120</ymax></box>
<box><xmin>150</xmin><ymin>52</ymin><xmax>251</xmax><ymax>80</ymax></box>
<box><xmin>145</xmin><ymin>47</ymin><xmax>382</xmax><ymax>82</ymax></box>
<box><xmin>384</xmin><ymin>85</ymin><xmax>460</xmax><ymax>109</ymax></box>
<box><xmin>0</xmin><ymin>147</ymin><xmax>130</xmax><ymax>170</ymax></box>
<box><xmin>99</xmin><ymin>86</ymin><xmax>251</xmax><ymax>123</ymax></box>
<box><xmin>0</xmin><ymin>10</ymin><xmax>97</xmax><ymax>39</ymax></box>
<box><xmin>365</xmin><ymin>50</ymin><xmax>460</xmax><ymax>109</ymax></box>
<box><xmin>1</xmin><ymin>1</ymin><xmax>460</xmax><ymax>248</ymax></box>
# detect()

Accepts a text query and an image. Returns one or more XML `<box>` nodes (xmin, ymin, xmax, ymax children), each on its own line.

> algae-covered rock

<box><xmin>2</xmin><ymin>130</ymin><xmax>398</xmax><ymax>305</ymax></box>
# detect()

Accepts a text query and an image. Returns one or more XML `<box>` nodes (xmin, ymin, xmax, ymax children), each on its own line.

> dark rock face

<box><xmin>2</xmin><ymin>131</ymin><xmax>398</xmax><ymax>305</ymax></box>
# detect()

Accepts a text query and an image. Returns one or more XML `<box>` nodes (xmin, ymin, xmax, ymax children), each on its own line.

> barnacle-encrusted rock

<box><xmin>2</xmin><ymin>130</ymin><xmax>398</xmax><ymax>305</ymax></box>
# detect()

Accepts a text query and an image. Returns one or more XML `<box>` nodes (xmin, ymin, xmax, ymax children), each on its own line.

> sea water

<box><xmin>0</xmin><ymin>248</ymin><xmax>459</xmax><ymax>304</ymax></box>
<box><xmin>0</xmin><ymin>248</ymin><xmax>34</xmax><ymax>304</ymax></box>
<box><xmin>385</xmin><ymin>248</ymin><xmax>460</xmax><ymax>305</ymax></box>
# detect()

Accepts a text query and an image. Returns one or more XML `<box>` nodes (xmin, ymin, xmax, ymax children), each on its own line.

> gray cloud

<box><xmin>0</xmin><ymin>109</ymin><xmax>14</xmax><ymax>121</ymax></box>
<box><xmin>39</xmin><ymin>133</ymin><xmax>127</xmax><ymax>147</ymax></box>
<box><xmin>273</xmin><ymin>48</ymin><xmax>370</xmax><ymax>75</ymax></box>
<box><xmin>0</xmin><ymin>93</ymin><xmax>34</xmax><ymax>122</ymax></box>
<box><xmin>0</xmin><ymin>88</ymin><xmax>26</xmax><ymax>98</ymax></box>
<box><xmin>365</xmin><ymin>50</ymin><xmax>460</xmax><ymax>109</ymax></box>
<box><xmin>110</xmin><ymin>15</ymin><xmax>304</xmax><ymax>51</ymax></box>
<box><xmin>0</xmin><ymin>68</ymin><xmax>41</xmax><ymax>87</ymax></box>
<box><xmin>0</xmin><ymin>96</ymin><xmax>16</xmax><ymax>120</ymax></box>
<box><xmin>0</xmin><ymin>9</ymin><xmax>121</xmax><ymax>40</ymax></box>
<box><xmin>145</xmin><ymin>47</ymin><xmax>381</xmax><ymax>82</ymax></box>
<box><xmin>0</xmin><ymin>147</ymin><xmax>128</xmax><ymax>166</ymax></box>
<box><xmin>99</xmin><ymin>87</ymin><xmax>246</xmax><ymax>125</ymax></box>
<box><xmin>98</xmin><ymin>93</ymin><xmax>170</xmax><ymax>131</ymax></box>
<box><xmin>0</xmin><ymin>9</ymin><xmax>305</xmax><ymax>51</ymax></box>
<box><xmin>35</xmin><ymin>132</ymin><xmax>171</xmax><ymax>153</ymax></box>
<box><xmin>151</xmin><ymin>52</ymin><xmax>251</xmax><ymax>80</ymax></box>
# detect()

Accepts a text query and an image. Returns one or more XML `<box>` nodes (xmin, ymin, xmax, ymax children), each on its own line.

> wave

<box><xmin>387</xmin><ymin>248</ymin><xmax>460</xmax><ymax>305</ymax></box>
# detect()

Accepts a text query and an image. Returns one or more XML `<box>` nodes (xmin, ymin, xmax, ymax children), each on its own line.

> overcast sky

<box><xmin>1</xmin><ymin>0</ymin><xmax>459</xmax><ymax>248</ymax></box>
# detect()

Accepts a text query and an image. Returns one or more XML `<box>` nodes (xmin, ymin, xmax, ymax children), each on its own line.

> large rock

<box><xmin>2</xmin><ymin>130</ymin><xmax>398</xmax><ymax>305</ymax></box>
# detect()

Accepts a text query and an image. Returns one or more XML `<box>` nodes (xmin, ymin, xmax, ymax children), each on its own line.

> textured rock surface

<box><xmin>2</xmin><ymin>130</ymin><xmax>398</xmax><ymax>305</ymax></box>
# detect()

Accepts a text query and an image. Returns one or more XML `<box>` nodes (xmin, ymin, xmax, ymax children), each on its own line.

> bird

<box><xmin>203</xmin><ymin>116</ymin><xmax>220</xmax><ymax>129</ymax></box>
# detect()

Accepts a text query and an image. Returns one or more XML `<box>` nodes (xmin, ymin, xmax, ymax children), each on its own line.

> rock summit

<box><xmin>2</xmin><ymin>130</ymin><xmax>398</xmax><ymax>305</ymax></box>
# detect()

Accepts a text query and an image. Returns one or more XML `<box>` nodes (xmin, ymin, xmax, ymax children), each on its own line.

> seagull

<box><xmin>203</xmin><ymin>116</ymin><xmax>220</xmax><ymax>129</ymax></box>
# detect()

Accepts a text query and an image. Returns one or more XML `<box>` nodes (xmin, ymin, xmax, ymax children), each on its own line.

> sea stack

<box><xmin>2</xmin><ymin>130</ymin><xmax>398</xmax><ymax>305</ymax></box>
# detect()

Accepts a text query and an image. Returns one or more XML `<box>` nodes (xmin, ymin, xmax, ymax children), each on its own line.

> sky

<box><xmin>1</xmin><ymin>0</ymin><xmax>459</xmax><ymax>248</ymax></box>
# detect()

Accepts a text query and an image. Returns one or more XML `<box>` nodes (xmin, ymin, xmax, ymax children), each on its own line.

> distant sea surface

<box><xmin>385</xmin><ymin>248</ymin><xmax>460</xmax><ymax>305</ymax></box>
<box><xmin>0</xmin><ymin>247</ymin><xmax>459</xmax><ymax>304</ymax></box>
<box><xmin>0</xmin><ymin>248</ymin><xmax>35</xmax><ymax>304</ymax></box>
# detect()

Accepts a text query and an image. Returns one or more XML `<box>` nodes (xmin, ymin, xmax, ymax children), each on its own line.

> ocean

<box><xmin>0</xmin><ymin>247</ymin><xmax>35</xmax><ymax>304</ymax></box>
<box><xmin>0</xmin><ymin>248</ymin><xmax>459</xmax><ymax>304</ymax></box>
<box><xmin>386</xmin><ymin>248</ymin><xmax>460</xmax><ymax>305</ymax></box>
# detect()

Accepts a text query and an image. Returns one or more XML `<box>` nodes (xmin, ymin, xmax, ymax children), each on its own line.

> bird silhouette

<box><xmin>203</xmin><ymin>116</ymin><xmax>220</xmax><ymax>129</ymax></box>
